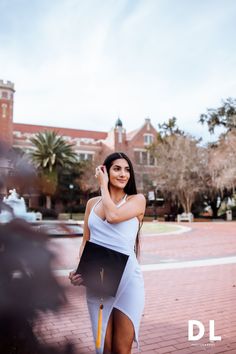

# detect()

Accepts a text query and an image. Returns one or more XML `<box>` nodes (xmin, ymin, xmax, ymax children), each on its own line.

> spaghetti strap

<box><xmin>91</xmin><ymin>197</ymin><xmax>102</xmax><ymax>213</ymax></box>
<box><xmin>116</xmin><ymin>194</ymin><xmax>128</xmax><ymax>208</ymax></box>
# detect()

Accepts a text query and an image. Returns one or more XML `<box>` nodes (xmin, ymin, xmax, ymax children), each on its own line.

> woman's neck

<box><xmin>109</xmin><ymin>188</ymin><xmax>126</xmax><ymax>204</ymax></box>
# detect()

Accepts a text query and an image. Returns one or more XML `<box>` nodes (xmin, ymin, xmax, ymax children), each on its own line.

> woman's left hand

<box><xmin>95</xmin><ymin>165</ymin><xmax>108</xmax><ymax>187</ymax></box>
<box><xmin>69</xmin><ymin>270</ymin><xmax>84</xmax><ymax>286</ymax></box>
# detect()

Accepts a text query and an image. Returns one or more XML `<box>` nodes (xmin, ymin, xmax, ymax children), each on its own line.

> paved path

<box><xmin>35</xmin><ymin>222</ymin><xmax>236</xmax><ymax>353</ymax></box>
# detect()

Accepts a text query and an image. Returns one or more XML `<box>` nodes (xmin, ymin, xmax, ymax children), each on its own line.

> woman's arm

<box><xmin>102</xmin><ymin>186</ymin><xmax>146</xmax><ymax>223</ymax></box>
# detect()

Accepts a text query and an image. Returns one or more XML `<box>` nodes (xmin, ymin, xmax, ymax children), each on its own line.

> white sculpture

<box><xmin>0</xmin><ymin>189</ymin><xmax>37</xmax><ymax>223</ymax></box>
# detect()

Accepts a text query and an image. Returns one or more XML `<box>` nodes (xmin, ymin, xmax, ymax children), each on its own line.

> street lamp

<box><xmin>152</xmin><ymin>181</ymin><xmax>157</xmax><ymax>221</ymax></box>
<box><xmin>69</xmin><ymin>184</ymin><xmax>74</xmax><ymax>220</ymax></box>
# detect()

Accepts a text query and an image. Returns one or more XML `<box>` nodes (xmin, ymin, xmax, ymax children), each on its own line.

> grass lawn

<box><xmin>60</xmin><ymin>214</ymin><xmax>184</xmax><ymax>235</ymax></box>
<box><xmin>141</xmin><ymin>222</ymin><xmax>182</xmax><ymax>234</ymax></box>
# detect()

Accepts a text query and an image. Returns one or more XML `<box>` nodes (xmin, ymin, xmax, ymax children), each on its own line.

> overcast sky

<box><xmin>1</xmin><ymin>0</ymin><xmax>235</xmax><ymax>142</ymax></box>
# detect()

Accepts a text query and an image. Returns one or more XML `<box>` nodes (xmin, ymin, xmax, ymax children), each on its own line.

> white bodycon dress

<box><xmin>86</xmin><ymin>196</ymin><xmax>145</xmax><ymax>353</ymax></box>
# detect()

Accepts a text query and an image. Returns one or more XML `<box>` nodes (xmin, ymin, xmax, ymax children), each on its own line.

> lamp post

<box><xmin>152</xmin><ymin>181</ymin><xmax>157</xmax><ymax>221</ymax></box>
<box><xmin>69</xmin><ymin>183</ymin><xmax>74</xmax><ymax>220</ymax></box>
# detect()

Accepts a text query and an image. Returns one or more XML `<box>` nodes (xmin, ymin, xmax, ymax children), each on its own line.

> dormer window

<box><xmin>144</xmin><ymin>134</ymin><xmax>153</xmax><ymax>145</ymax></box>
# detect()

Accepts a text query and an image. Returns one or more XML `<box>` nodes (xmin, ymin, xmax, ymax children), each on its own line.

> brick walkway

<box><xmin>35</xmin><ymin>222</ymin><xmax>236</xmax><ymax>353</ymax></box>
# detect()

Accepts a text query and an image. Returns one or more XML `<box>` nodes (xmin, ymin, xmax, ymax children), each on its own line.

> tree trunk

<box><xmin>179</xmin><ymin>194</ymin><xmax>193</xmax><ymax>213</ymax></box>
<box><xmin>180</xmin><ymin>198</ymin><xmax>187</xmax><ymax>213</ymax></box>
<box><xmin>210</xmin><ymin>201</ymin><xmax>219</xmax><ymax>219</ymax></box>
<box><xmin>186</xmin><ymin>196</ymin><xmax>194</xmax><ymax>214</ymax></box>
<box><xmin>46</xmin><ymin>195</ymin><xmax>51</xmax><ymax>209</ymax></box>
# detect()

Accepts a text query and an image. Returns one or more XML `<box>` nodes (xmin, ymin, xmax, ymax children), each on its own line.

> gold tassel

<box><xmin>96</xmin><ymin>303</ymin><xmax>103</xmax><ymax>348</ymax></box>
<box><xmin>96</xmin><ymin>267</ymin><xmax>104</xmax><ymax>349</ymax></box>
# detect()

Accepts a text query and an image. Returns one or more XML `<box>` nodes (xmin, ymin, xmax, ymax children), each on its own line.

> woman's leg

<box><xmin>103</xmin><ymin>310</ymin><xmax>114</xmax><ymax>354</ymax></box>
<box><xmin>112</xmin><ymin>308</ymin><xmax>134</xmax><ymax>354</ymax></box>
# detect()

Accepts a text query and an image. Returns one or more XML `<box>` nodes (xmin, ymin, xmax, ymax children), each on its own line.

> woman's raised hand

<box><xmin>95</xmin><ymin>165</ymin><xmax>109</xmax><ymax>187</ymax></box>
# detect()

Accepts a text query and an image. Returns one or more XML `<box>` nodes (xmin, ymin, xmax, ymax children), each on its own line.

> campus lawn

<box><xmin>59</xmin><ymin>214</ymin><xmax>182</xmax><ymax>234</ymax></box>
<box><xmin>141</xmin><ymin>222</ymin><xmax>182</xmax><ymax>234</ymax></box>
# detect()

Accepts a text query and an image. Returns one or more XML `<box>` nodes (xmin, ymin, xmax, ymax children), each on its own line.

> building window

<box><xmin>134</xmin><ymin>150</ymin><xmax>156</xmax><ymax>166</ymax></box>
<box><xmin>1</xmin><ymin>103</ymin><xmax>7</xmax><ymax>118</ymax></box>
<box><xmin>1</xmin><ymin>91</ymin><xmax>8</xmax><ymax>99</ymax></box>
<box><xmin>141</xmin><ymin>151</ymin><xmax>148</xmax><ymax>165</ymax></box>
<box><xmin>79</xmin><ymin>153</ymin><xmax>86</xmax><ymax>161</ymax></box>
<box><xmin>134</xmin><ymin>151</ymin><xmax>140</xmax><ymax>164</ymax></box>
<box><xmin>144</xmin><ymin>134</ymin><xmax>153</xmax><ymax>145</ymax></box>
<box><xmin>78</xmin><ymin>153</ymin><xmax>93</xmax><ymax>161</ymax></box>
<box><xmin>149</xmin><ymin>154</ymin><xmax>155</xmax><ymax>166</ymax></box>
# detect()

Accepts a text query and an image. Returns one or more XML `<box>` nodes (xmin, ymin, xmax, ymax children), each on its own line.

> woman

<box><xmin>69</xmin><ymin>152</ymin><xmax>146</xmax><ymax>354</ymax></box>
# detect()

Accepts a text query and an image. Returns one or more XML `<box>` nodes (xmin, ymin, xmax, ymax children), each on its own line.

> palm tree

<box><xmin>30</xmin><ymin>131</ymin><xmax>78</xmax><ymax>209</ymax></box>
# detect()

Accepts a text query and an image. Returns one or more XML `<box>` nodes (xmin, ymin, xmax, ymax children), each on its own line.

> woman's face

<box><xmin>108</xmin><ymin>158</ymin><xmax>130</xmax><ymax>189</ymax></box>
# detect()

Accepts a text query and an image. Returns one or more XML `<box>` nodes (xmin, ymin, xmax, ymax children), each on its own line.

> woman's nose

<box><xmin>119</xmin><ymin>169</ymin><xmax>126</xmax><ymax>176</ymax></box>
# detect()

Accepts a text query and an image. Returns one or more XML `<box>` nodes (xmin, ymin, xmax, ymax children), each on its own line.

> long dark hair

<box><xmin>103</xmin><ymin>152</ymin><xmax>141</xmax><ymax>256</ymax></box>
<box><xmin>103</xmin><ymin>151</ymin><xmax>137</xmax><ymax>195</ymax></box>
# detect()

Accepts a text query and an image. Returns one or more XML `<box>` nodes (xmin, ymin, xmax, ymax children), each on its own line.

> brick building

<box><xmin>0</xmin><ymin>80</ymin><xmax>15</xmax><ymax>146</ymax></box>
<box><xmin>0</xmin><ymin>79</ymin><xmax>173</xmax><ymax>217</ymax></box>
<box><xmin>0</xmin><ymin>79</ymin><xmax>159</xmax><ymax>193</ymax></box>
<box><xmin>12</xmin><ymin>118</ymin><xmax>157</xmax><ymax>191</ymax></box>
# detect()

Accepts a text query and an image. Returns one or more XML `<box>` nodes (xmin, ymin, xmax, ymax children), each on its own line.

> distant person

<box><xmin>69</xmin><ymin>152</ymin><xmax>146</xmax><ymax>354</ymax></box>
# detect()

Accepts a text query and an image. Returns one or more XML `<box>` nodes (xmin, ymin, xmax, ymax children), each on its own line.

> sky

<box><xmin>0</xmin><ymin>0</ymin><xmax>236</xmax><ymax>142</ymax></box>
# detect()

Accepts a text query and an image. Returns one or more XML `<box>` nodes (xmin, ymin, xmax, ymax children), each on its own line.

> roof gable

<box><xmin>126</xmin><ymin>119</ymin><xmax>158</xmax><ymax>143</ymax></box>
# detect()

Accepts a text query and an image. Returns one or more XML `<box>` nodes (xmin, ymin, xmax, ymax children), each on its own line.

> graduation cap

<box><xmin>76</xmin><ymin>241</ymin><xmax>129</xmax><ymax>349</ymax></box>
<box><xmin>76</xmin><ymin>241</ymin><xmax>129</xmax><ymax>298</ymax></box>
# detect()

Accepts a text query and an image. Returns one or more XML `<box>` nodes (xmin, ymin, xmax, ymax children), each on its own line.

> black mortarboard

<box><xmin>76</xmin><ymin>241</ymin><xmax>129</xmax><ymax>297</ymax></box>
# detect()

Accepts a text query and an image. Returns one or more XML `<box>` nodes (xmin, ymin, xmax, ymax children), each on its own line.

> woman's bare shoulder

<box><xmin>86</xmin><ymin>196</ymin><xmax>101</xmax><ymax>208</ymax></box>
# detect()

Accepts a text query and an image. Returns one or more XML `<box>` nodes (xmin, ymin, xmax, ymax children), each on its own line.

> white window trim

<box><xmin>143</xmin><ymin>133</ymin><xmax>154</xmax><ymax>145</ymax></box>
<box><xmin>134</xmin><ymin>149</ymin><xmax>156</xmax><ymax>166</ymax></box>
<box><xmin>134</xmin><ymin>148</ymin><xmax>147</xmax><ymax>152</ymax></box>
<box><xmin>76</xmin><ymin>151</ymin><xmax>94</xmax><ymax>161</ymax></box>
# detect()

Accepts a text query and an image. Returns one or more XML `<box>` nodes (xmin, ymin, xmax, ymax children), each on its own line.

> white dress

<box><xmin>86</xmin><ymin>195</ymin><xmax>145</xmax><ymax>353</ymax></box>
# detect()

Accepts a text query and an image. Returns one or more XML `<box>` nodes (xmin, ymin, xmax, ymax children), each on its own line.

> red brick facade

<box><xmin>0</xmin><ymin>80</ymin><xmax>15</xmax><ymax>146</ymax></box>
<box><xmin>12</xmin><ymin>118</ymin><xmax>158</xmax><ymax>191</ymax></box>
<box><xmin>0</xmin><ymin>80</ymin><xmax>159</xmax><ymax>192</ymax></box>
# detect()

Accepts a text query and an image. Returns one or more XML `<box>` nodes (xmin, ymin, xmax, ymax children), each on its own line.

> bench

<box><xmin>177</xmin><ymin>213</ymin><xmax>193</xmax><ymax>222</ymax></box>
